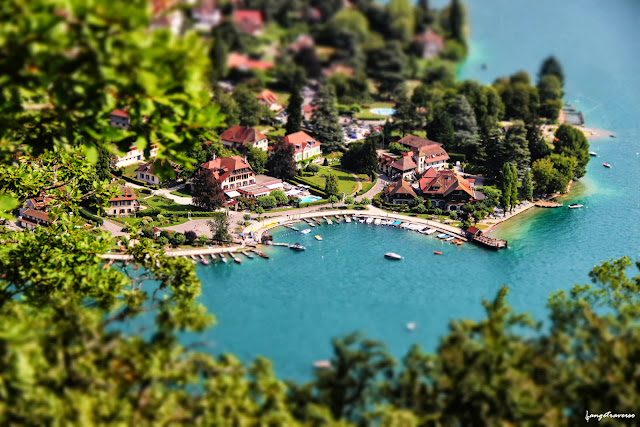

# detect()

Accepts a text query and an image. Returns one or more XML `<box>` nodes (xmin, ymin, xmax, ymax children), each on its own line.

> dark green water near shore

<box><xmin>193</xmin><ymin>0</ymin><xmax>640</xmax><ymax>380</ymax></box>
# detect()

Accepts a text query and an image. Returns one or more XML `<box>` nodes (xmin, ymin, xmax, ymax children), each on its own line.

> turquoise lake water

<box><xmin>193</xmin><ymin>1</ymin><xmax>640</xmax><ymax>380</ymax></box>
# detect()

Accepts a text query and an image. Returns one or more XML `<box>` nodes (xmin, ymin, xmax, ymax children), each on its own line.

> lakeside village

<box><xmin>7</xmin><ymin>0</ymin><xmax>603</xmax><ymax>262</ymax></box>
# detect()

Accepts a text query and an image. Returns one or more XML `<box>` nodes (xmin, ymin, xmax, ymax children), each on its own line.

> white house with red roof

<box><xmin>220</xmin><ymin>125</ymin><xmax>268</xmax><ymax>151</ymax></box>
<box><xmin>110</xmin><ymin>109</ymin><xmax>130</xmax><ymax>128</ymax></box>
<box><xmin>380</xmin><ymin>152</ymin><xmax>418</xmax><ymax>181</ymax></box>
<box><xmin>114</xmin><ymin>143</ymin><xmax>160</xmax><ymax>168</ymax></box>
<box><xmin>227</xmin><ymin>52</ymin><xmax>274</xmax><ymax>72</ymax></box>
<box><xmin>413</xmin><ymin>29</ymin><xmax>445</xmax><ymax>59</ymax></box>
<box><xmin>257</xmin><ymin>90</ymin><xmax>281</xmax><ymax>112</ymax></box>
<box><xmin>397</xmin><ymin>134</ymin><xmax>449</xmax><ymax>174</ymax></box>
<box><xmin>418</xmin><ymin>168</ymin><xmax>476</xmax><ymax>211</ymax></box>
<box><xmin>108</xmin><ymin>187</ymin><xmax>141</xmax><ymax>216</ymax></box>
<box><xmin>233</xmin><ymin>10</ymin><xmax>264</xmax><ymax>35</ymax></box>
<box><xmin>18</xmin><ymin>209</ymin><xmax>56</xmax><ymax>230</ymax></box>
<box><xmin>283</xmin><ymin>131</ymin><xmax>322</xmax><ymax>163</ymax></box>
<box><xmin>200</xmin><ymin>155</ymin><xmax>256</xmax><ymax>192</ymax></box>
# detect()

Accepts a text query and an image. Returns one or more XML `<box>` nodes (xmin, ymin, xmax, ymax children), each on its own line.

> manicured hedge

<box><xmin>448</xmin><ymin>153</ymin><xmax>466</xmax><ymax>164</ymax></box>
<box><xmin>299</xmin><ymin>199</ymin><xmax>330</xmax><ymax>208</ymax></box>
<box><xmin>122</xmin><ymin>175</ymin><xmax>158</xmax><ymax>189</ymax></box>
<box><xmin>289</xmin><ymin>178</ymin><xmax>328</xmax><ymax>198</ymax></box>
<box><xmin>79</xmin><ymin>208</ymin><xmax>104</xmax><ymax>225</ymax></box>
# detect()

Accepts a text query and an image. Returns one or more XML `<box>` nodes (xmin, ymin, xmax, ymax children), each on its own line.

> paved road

<box><xmin>356</xmin><ymin>172</ymin><xmax>390</xmax><ymax>201</ymax></box>
<box><xmin>153</xmin><ymin>185</ymin><xmax>192</xmax><ymax>205</ymax></box>
<box><xmin>100</xmin><ymin>218</ymin><xmax>128</xmax><ymax>237</ymax></box>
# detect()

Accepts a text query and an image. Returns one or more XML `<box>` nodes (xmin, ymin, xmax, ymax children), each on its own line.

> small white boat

<box><xmin>568</xmin><ymin>204</ymin><xmax>584</xmax><ymax>209</ymax></box>
<box><xmin>190</xmin><ymin>255</ymin><xmax>197</xmax><ymax>264</ymax></box>
<box><xmin>424</xmin><ymin>229</ymin><xmax>437</xmax><ymax>235</ymax></box>
<box><xmin>313</xmin><ymin>360</ymin><xmax>332</xmax><ymax>369</ymax></box>
<box><xmin>406</xmin><ymin>322</ymin><xmax>418</xmax><ymax>331</ymax></box>
<box><xmin>445</xmin><ymin>236</ymin><xmax>455</xmax><ymax>241</ymax></box>
<box><xmin>358</xmin><ymin>217</ymin><xmax>365</xmax><ymax>223</ymax></box>
<box><xmin>315</xmin><ymin>235</ymin><xmax>323</xmax><ymax>241</ymax></box>
<box><xmin>384</xmin><ymin>252</ymin><xmax>403</xmax><ymax>260</ymax></box>
<box><xmin>289</xmin><ymin>243</ymin><xmax>306</xmax><ymax>251</ymax></box>
<box><xmin>326</xmin><ymin>219</ymin><xmax>333</xmax><ymax>225</ymax></box>
<box><xmin>374</xmin><ymin>218</ymin><xmax>382</xmax><ymax>225</ymax></box>
<box><xmin>219</xmin><ymin>253</ymin><xmax>227</xmax><ymax>263</ymax></box>
<box><xmin>366</xmin><ymin>217</ymin><xmax>373</xmax><ymax>224</ymax></box>
<box><xmin>301</xmin><ymin>229</ymin><xmax>311</xmax><ymax>235</ymax></box>
<box><xmin>345</xmin><ymin>217</ymin><xmax>351</xmax><ymax>223</ymax></box>
<box><xmin>589</xmin><ymin>151</ymin><xmax>598</xmax><ymax>156</ymax></box>
<box><xmin>603</xmin><ymin>163</ymin><xmax>611</xmax><ymax>168</ymax></box>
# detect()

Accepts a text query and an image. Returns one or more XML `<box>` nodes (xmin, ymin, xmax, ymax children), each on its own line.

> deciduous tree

<box><xmin>207</xmin><ymin>214</ymin><xmax>231</xmax><ymax>242</ymax></box>
<box><xmin>192</xmin><ymin>169</ymin><xmax>226</xmax><ymax>211</ymax></box>
<box><xmin>268</xmin><ymin>139</ymin><xmax>297</xmax><ymax>180</ymax></box>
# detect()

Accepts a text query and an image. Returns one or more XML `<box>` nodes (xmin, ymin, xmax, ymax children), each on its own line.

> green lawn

<box><xmin>170</xmin><ymin>188</ymin><xmax>192</xmax><ymax>197</ymax></box>
<box><xmin>145</xmin><ymin>196</ymin><xmax>198</xmax><ymax>213</ymax></box>
<box><xmin>298</xmin><ymin>166</ymin><xmax>360</xmax><ymax>195</ymax></box>
<box><xmin>120</xmin><ymin>164</ymin><xmax>141</xmax><ymax>178</ymax></box>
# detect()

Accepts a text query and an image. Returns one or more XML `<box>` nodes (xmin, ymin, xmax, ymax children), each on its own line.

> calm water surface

<box><xmin>193</xmin><ymin>0</ymin><xmax>640</xmax><ymax>380</ymax></box>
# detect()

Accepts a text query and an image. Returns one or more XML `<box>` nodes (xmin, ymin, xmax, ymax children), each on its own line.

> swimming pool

<box><xmin>370</xmin><ymin>107</ymin><xmax>396</xmax><ymax>116</ymax></box>
<box><xmin>299</xmin><ymin>196</ymin><xmax>322</xmax><ymax>204</ymax></box>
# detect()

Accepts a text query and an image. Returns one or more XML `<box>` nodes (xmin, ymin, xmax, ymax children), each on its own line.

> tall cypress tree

<box><xmin>510</xmin><ymin>163</ymin><xmax>519</xmax><ymax>207</ymax></box>
<box><xmin>312</xmin><ymin>84</ymin><xmax>344</xmax><ymax>152</ymax></box>
<box><xmin>449</xmin><ymin>0</ymin><xmax>466</xmax><ymax>44</ymax></box>
<box><xmin>285</xmin><ymin>86</ymin><xmax>303</xmax><ymax>135</ymax></box>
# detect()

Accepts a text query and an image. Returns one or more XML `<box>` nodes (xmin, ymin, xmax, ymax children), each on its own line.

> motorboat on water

<box><xmin>301</xmin><ymin>229</ymin><xmax>311</xmax><ymax>235</ymax></box>
<box><xmin>199</xmin><ymin>254</ymin><xmax>210</xmax><ymax>265</ymax></box>
<box><xmin>241</xmin><ymin>251</ymin><xmax>254</xmax><ymax>259</ymax></box>
<box><xmin>315</xmin><ymin>235</ymin><xmax>323</xmax><ymax>241</ymax></box>
<box><xmin>589</xmin><ymin>151</ymin><xmax>598</xmax><ymax>156</ymax></box>
<box><xmin>406</xmin><ymin>322</ymin><xmax>418</xmax><ymax>331</ymax></box>
<box><xmin>384</xmin><ymin>252</ymin><xmax>403</xmax><ymax>260</ymax></box>
<box><xmin>366</xmin><ymin>217</ymin><xmax>373</xmax><ymax>224</ymax></box>
<box><xmin>434</xmin><ymin>251</ymin><xmax>443</xmax><ymax>255</ymax></box>
<box><xmin>568</xmin><ymin>204</ymin><xmax>584</xmax><ymax>209</ymax></box>
<box><xmin>603</xmin><ymin>163</ymin><xmax>611</xmax><ymax>168</ymax></box>
<box><xmin>219</xmin><ymin>253</ymin><xmax>227</xmax><ymax>263</ymax></box>
<box><xmin>289</xmin><ymin>243</ymin><xmax>307</xmax><ymax>251</ymax></box>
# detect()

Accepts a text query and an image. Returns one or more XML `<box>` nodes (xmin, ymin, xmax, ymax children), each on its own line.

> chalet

<box><xmin>384</xmin><ymin>180</ymin><xmax>417</xmax><ymax>205</ymax></box>
<box><xmin>200</xmin><ymin>155</ymin><xmax>256</xmax><ymax>192</ymax></box>
<box><xmin>108</xmin><ymin>187</ymin><xmax>140</xmax><ymax>216</ymax></box>
<box><xmin>418</xmin><ymin>168</ymin><xmax>476</xmax><ymax>211</ymax></box>
<box><xmin>110</xmin><ymin>109</ymin><xmax>130</xmax><ymax>128</ymax></box>
<box><xmin>257</xmin><ymin>90</ymin><xmax>281</xmax><ymax>112</ymax></box>
<box><xmin>380</xmin><ymin>152</ymin><xmax>417</xmax><ymax>181</ymax></box>
<box><xmin>413</xmin><ymin>29</ymin><xmax>445</xmax><ymax>59</ymax></box>
<box><xmin>397</xmin><ymin>134</ymin><xmax>449</xmax><ymax>173</ymax></box>
<box><xmin>19</xmin><ymin>209</ymin><xmax>56</xmax><ymax>230</ymax></box>
<box><xmin>220</xmin><ymin>126</ymin><xmax>268</xmax><ymax>151</ymax></box>
<box><xmin>136</xmin><ymin>160</ymin><xmax>181</xmax><ymax>185</ymax></box>
<box><xmin>283</xmin><ymin>131</ymin><xmax>322</xmax><ymax>163</ymax></box>
<box><xmin>233</xmin><ymin>10</ymin><xmax>264</xmax><ymax>35</ymax></box>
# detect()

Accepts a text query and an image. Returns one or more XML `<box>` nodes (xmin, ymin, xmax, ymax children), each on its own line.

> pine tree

<box><xmin>538</xmin><ymin>56</ymin><xmax>564</xmax><ymax>85</ymax></box>
<box><xmin>521</xmin><ymin>169</ymin><xmax>533</xmax><ymax>201</ymax></box>
<box><xmin>510</xmin><ymin>163</ymin><xmax>519</xmax><ymax>207</ymax></box>
<box><xmin>233</xmin><ymin>84</ymin><xmax>262</xmax><ymax>127</ymax></box>
<box><xmin>426</xmin><ymin>104</ymin><xmax>455</xmax><ymax>148</ymax></box>
<box><xmin>394</xmin><ymin>93</ymin><xmax>422</xmax><ymax>137</ymax></box>
<box><xmin>499</xmin><ymin>162</ymin><xmax>515</xmax><ymax>212</ymax></box>
<box><xmin>502</xmin><ymin>120</ymin><xmax>530</xmax><ymax>175</ymax></box>
<box><xmin>448</xmin><ymin>94</ymin><xmax>479</xmax><ymax>155</ymax></box>
<box><xmin>325</xmin><ymin>174</ymin><xmax>340</xmax><ymax>197</ymax></box>
<box><xmin>312</xmin><ymin>84</ymin><xmax>345</xmax><ymax>152</ymax></box>
<box><xmin>449</xmin><ymin>0</ymin><xmax>466</xmax><ymax>44</ymax></box>
<box><xmin>268</xmin><ymin>139</ymin><xmax>298</xmax><ymax>180</ymax></box>
<box><xmin>285</xmin><ymin>86</ymin><xmax>303</xmax><ymax>135</ymax></box>
<box><xmin>210</xmin><ymin>38</ymin><xmax>228</xmax><ymax>81</ymax></box>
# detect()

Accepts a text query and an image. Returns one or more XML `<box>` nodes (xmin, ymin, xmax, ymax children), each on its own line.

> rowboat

<box><xmin>434</xmin><ymin>251</ymin><xmax>443</xmax><ymax>255</ymax></box>
<box><xmin>384</xmin><ymin>252</ymin><xmax>403</xmax><ymax>260</ymax></box>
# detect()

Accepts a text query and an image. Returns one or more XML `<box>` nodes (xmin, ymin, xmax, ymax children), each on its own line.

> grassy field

<box><xmin>120</xmin><ymin>164</ymin><xmax>141</xmax><ymax>178</ymax></box>
<box><xmin>170</xmin><ymin>188</ymin><xmax>192</xmax><ymax>197</ymax></box>
<box><xmin>145</xmin><ymin>196</ymin><xmax>196</xmax><ymax>213</ymax></box>
<box><xmin>298</xmin><ymin>166</ymin><xmax>360</xmax><ymax>195</ymax></box>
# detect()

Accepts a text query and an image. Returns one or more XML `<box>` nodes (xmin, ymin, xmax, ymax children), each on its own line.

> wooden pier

<box><xmin>535</xmin><ymin>200</ymin><xmax>563</xmax><ymax>208</ymax></box>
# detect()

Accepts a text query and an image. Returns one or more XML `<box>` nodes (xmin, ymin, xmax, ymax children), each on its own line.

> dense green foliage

<box><xmin>268</xmin><ymin>138</ymin><xmax>298</xmax><ymax>180</ymax></box>
<box><xmin>191</xmin><ymin>169</ymin><xmax>226</xmax><ymax>211</ymax></box>
<box><xmin>340</xmin><ymin>135</ymin><xmax>380</xmax><ymax>178</ymax></box>
<box><xmin>312</xmin><ymin>84</ymin><xmax>345</xmax><ymax>152</ymax></box>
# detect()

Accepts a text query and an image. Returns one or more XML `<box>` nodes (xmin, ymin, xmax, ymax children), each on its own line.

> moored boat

<box><xmin>241</xmin><ymin>250</ymin><xmax>254</xmax><ymax>259</ymax></box>
<box><xmin>301</xmin><ymin>229</ymin><xmax>311</xmax><ymax>235</ymax></box>
<box><xmin>232</xmin><ymin>254</ymin><xmax>242</xmax><ymax>263</ymax></box>
<box><xmin>434</xmin><ymin>251</ymin><xmax>443</xmax><ymax>255</ymax></box>
<box><xmin>199</xmin><ymin>254</ymin><xmax>210</xmax><ymax>265</ymax></box>
<box><xmin>366</xmin><ymin>217</ymin><xmax>373</xmax><ymax>224</ymax></box>
<box><xmin>568</xmin><ymin>204</ymin><xmax>584</xmax><ymax>209</ymax></box>
<box><xmin>384</xmin><ymin>252</ymin><xmax>403</xmax><ymax>260</ymax></box>
<box><xmin>219</xmin><ymin>253</ymin><xmax>227</xmax><ymax>263</ymax></box>
<box><xmin>289</xmin><ymin>243</ymin><xmax>307</xmax><ymax>251</ymax></box>
<box><xmin>603</xmin><ymin>163</ymin><xmax>611</xmax><ymax>168</ymax></box>
<box><xmin>589</xmin><ymin>151</ymin><xmax>598</xmax><ymax>156</ymax></box>
<box><xmin>315</xmin><ymin>235</ymin><xmax>323</xmax><ymax>241</ymax></box>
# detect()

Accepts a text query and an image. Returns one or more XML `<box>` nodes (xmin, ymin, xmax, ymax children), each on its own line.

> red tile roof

<box><xmin>420</xmin><ymin>169</ymin><xmax>475</xmax><ymax>199</ymax></box>
<box><xmin>414</xmin><ymin>29</ymin><xmax>445</xmax><ymax>49</ymax></box>
<box><xmin>233</xmin><ymin>9</ymin><xmax>264</xmax><ymax>34</ymax></box>
<box><xmin>257</xmin><ymin>89</ymin><xmax>279</xmax><ymax>106</ymax></box>
<box><xmin>22</xmin><ymin>208</ymin><xmax>55</xmax><ymax>223</ymax></box>
<box><xmin>109</xmin><ymin>186</ymin><xmax>137</xmax><ymax>202</ymax></box>
<box><xmin>398</xmin><ymin>134</ymin><xmax>440</xmax><ymax>150</ymax></box>
<box><xmin>227</xmin><ymin>52</ymin><xmax>274</xmax><ymax>71</ymax></box>
<box><xmin>389</xmin><ymin>154</ymin><xmax>417</xmax><ymax>172</ymax></box>
<box><xmin>417</xmin><ymin>144</ymin><xmax>449</xmax><ymax>161</ymax></box>
<box><xmin>283</xmin><ymin>131</ymin><xmax>321</xmax><ymax>154</ymax></box>
<box><xmin>111</xmin><ymin>109</ymin><xmax>129</xmax><ymax>118</ymax></box>
<box><xmin>220</xmin><ymin>125</ymin><xmax>267</xmax><ymax>145</ymax></box>
<box><xmin>200</xmin><ymin>156</ymin><xmax>253</xmax><ymax>183</ymax></box>
<box><xmin>385</xmin><ymin>180</ymin><xmax>417</xmax><ymax>199</ymax></box>
<box><xmin>323</xmin><ymin>64</ymin><xmax>355</xmax><ymax>78</ymax></box>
